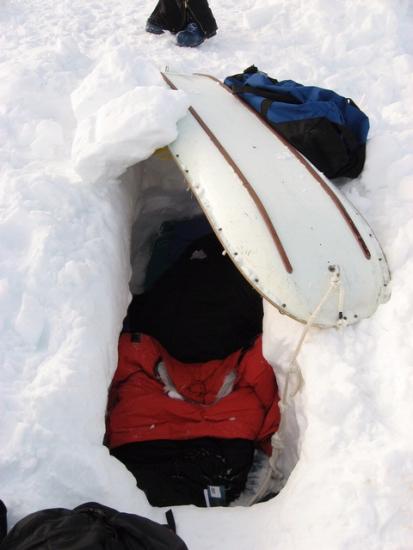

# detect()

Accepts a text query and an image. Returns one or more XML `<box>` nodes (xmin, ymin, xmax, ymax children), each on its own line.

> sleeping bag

<box><xmin>106</xmin><ymin>333</ymin><xmax>280</xmax><ymax>506</ymax></box>
<box><xmin>107</xmin><ymin>333</ymin><xmax>279</xmax><ymax>451</ymax></box>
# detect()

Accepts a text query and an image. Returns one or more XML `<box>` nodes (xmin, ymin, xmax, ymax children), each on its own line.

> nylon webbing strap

<box><xmin>165</xmin><ymin>509</ymin><xmax>176</xmax><ymax>533</ymax></box>
<box><xmin>261</xmin><ymin>98</ymin><xmax>272</xmax><ymax>118</ymax></box>
<box><xmin>229</xmin><ymin>83</ymin><xmax>301</xmax><ymax>105</ymax></box>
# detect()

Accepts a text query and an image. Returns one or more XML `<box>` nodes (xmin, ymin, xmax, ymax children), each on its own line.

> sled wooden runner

<box><xmin>161</xmin><ymin>71</ymin><xmax>391</xmax><ymax>327</ymax></box>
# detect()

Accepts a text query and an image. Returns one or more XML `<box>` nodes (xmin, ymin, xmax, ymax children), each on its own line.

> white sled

<box><xmin>162</xmin><ymin>71</ymin><xmax>391</xmax><ymax>327</ymax></box>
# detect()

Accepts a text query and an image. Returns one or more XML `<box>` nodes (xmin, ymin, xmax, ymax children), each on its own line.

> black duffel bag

<box><xmin>0</xmin><ymin>500</ymin><xmax>187</xmax><ymax>550</ymax></box>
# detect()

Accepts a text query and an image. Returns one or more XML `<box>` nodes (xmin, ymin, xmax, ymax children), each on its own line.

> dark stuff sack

<box><xmin>124</xmin><ymin>233</ymin><xmax>263</xmax><ymax>363</ymax></box>
<box><xmin>112</xmin><ymin>438</ymin><xmax>255</xmax><ymax>508</ymax></box>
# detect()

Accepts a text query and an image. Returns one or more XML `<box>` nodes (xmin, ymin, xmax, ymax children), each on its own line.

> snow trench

<box><xmin>1</xmin><ymin>33</ymin><xmax>412</xmax><ymax>549</ymax></box>
<box><xmin>0</xmin><ymin>53</ymin><xmax>303</xmax><ymax>538</ymax></box>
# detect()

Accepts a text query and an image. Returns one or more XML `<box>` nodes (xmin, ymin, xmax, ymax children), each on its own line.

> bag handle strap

<box><xmin>229</xmin><ymin>83</ymin><xmax>302</xmax><ymax>106</ymax></box>
<box><xmin>164</xmin><ymin>509</ymin><xmax>176</xmax><ymax>534</ymax></box>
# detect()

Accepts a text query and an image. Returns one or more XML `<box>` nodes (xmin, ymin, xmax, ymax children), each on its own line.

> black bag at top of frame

<box><xmin>0</xmin><ymin>501</ymin><xmax>188</xmax><ymax>550</ymax></box>
<box><xmin>224</xmin><ymin>66</ymin><xmax>370</xmax><ymax>180</ymax></box>
<box><xmin>148</xmin><ymin>0</ymin><xmax>217</xmax><ymax>38</ymax></box>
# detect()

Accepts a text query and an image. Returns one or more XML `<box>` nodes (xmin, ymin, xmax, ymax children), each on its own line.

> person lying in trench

<box><xmin>105</xmin><ymin>232</ymin><xmax>280</xmax><ymax>507</ymax></box>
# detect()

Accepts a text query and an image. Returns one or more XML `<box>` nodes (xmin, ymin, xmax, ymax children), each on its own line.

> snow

<box><xmin>0</xmin><ymin>0</ymin><xmax>412</xmax><ymax>549</ymax></box>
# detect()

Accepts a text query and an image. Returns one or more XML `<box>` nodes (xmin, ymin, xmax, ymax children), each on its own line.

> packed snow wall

<box><xmin>127</xmin><ymin>154</ymin><xmax>203</xmax><ymax>294</ymax></box>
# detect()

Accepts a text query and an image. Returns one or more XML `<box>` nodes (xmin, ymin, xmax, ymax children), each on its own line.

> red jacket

<box><xmin>106</xmin><ymin>334</ymin><xmax>280</xmax><ymax>455</ymax></box>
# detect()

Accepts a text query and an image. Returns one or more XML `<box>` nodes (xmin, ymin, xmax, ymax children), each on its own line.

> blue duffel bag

<box><xmin>224</xmin><ymin>66</ymin><xmax>369</xmax><ymax>180</ymax></box>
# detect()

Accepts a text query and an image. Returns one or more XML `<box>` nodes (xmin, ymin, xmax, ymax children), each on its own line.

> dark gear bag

<box><xmin>143</xmin><ymin>215</ymin><xmax>212</xmax><ymax>290</ymax></box>
<box><xmin>224</xmin><ymin>66</ymin><xmax>370</xmax><ymax>179</ymax></box>
<box><xmin>0</xmin><ymin>501</ymin><xmax>188</xmax><ymax>550</ymax></box>
<box><xmin>148</xmin><ymin>0</ymin><xmax>217</xmax><ymax>38</ymax></box>
<box><xmin>124</xmin><ymin>233</ymin><xmax>263</xmax><ymax>363</ymax></box>
<box><xmin>111</xmin><ymin>438</ymin><xmax>254</xmax><ymax>508</ymax></box>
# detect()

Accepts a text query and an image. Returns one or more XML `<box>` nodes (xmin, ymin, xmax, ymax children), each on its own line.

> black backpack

<box><xmin>0</xmin><ymin>501</ymin><xmax>187</xmax><ymax>550</ymax></box>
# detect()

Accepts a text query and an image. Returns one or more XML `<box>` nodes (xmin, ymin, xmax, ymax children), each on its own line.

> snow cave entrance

<box><xmin>106</xmin><ymin>149</ymin><xmax>282</xmax><ymax>508</ymax></box>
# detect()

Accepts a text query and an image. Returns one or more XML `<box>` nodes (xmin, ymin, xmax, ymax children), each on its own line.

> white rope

<box><xmin>336</xmin><ymin>278</ymin><xmax>346</xmax><ymax>328</ymax></box>
<box><xmin>247</xmin><ymin>266</ymin><xmax>345</xmax><ymax>506</ymax></box>
<box><xmin>282</xmin><ymin>265</ymin><xmax>343</xmax><ymax>401</ymax></box>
